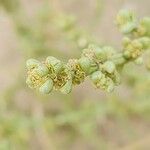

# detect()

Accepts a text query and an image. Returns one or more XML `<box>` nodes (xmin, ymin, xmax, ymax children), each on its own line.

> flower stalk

<box><xmin>26</xmin><ymin>10</ymin><xmax>150</xmax><ymax>94</ymax></box>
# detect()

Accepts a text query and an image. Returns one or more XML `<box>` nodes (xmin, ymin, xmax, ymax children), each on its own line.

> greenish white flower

<box><xmin>106</xmin><ymin>78</ymin><xmax>115</xmax><ymax>92</ymax></box>
<box><xmin>138</xmin><ymin>17</ymin><xmax>150</xmax><ymax>36</ymax></box>
<box><xmin>78</xmin><ymin>56</ymin><xmax>98</xmax><ymax>74</ymax></box>
<box><xmin>122</xmin><ymin>37</ymin><xmax>131</xmax><ymax>47</ymax></box>
<box><xmin>123</xmin><ymin>38</ymin><xmax>144</xmax><ymax>59</ymax></box>
<box><xmin>90</xmin><ymin>71</ymin><xmax>103</xmax><ymax>84</ymax></box>
<box><xmin>39</xmin><ymin>79</ymin><xmax>54</xmax><ymax>94</ymax></box>
<box><xmin>78</xmin><ymin>57</ymin><xmax>91</xmax><ymax>73</ymax></box>
<box><xmin>91</xmin><ymin>71</ymin><xmax>115</xmax><ymax>92</ymax></box>
<box><xmin>138</xmin><ymin>37</ymin><xmax>150</xmax><ymax>49</ymax></box>
<box><xmin>88</xmin><ymin>44</ymin><xmax>107</xmax><ymax>61</ymax></box>
<box><xmin>35</xmin><ymin>64</ymin><xmax>49</xmax><ymax>77</ymax></box>
<box><xmin>102</xmin><ymin>46</ymin><xmax>116</xmax><ymax>59</ymax></box>
<box><xmin>60</xmin><ymin>79</ymin><xmax>72</xmax><ymax>94</ymax></box>
<box><xmin>26</xmin><ymin>59</ymin><xmax>40</xmax><ymax>70</ymax></box>
<box><xmin>25</xmin><ymin>10</ymin><xmax>150</xmax><ymax>95</ymax></box>
<box><xmin>116</xmin><ymin>10</ymin><xmax>137</xmax><ymax>34</ymax></box>
<box><xmin>45</xmin><ymin>56</ymin><xmax>63</xmax><ymax>74</ymax></box>
<box><xmin>112</xmin><ymin>71</ymin><xmax>121</xmax><ymax>85</ymax></box>
<box><xmin>103</xmin><ymin>61</ymin><xmax>116</xmax><ymax>74</ymax></box>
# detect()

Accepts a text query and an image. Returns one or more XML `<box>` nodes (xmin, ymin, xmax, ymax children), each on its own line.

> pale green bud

<box><xmin>46</xmin><ymin>56</ymin><xmax>63</xmax><ymax>74</ymax></box>
<box><xmin>26</xmin><ymin>59</ymin><xmax>40</xmax><ymax>70</ymax></box>
<box><xmin>88</xmin><ymin>44</ymin><xmax>107</xmax><ymax>61</ymax></box>
<box><xmin>78</xmin><ymin>57</ymin><xmax>91</xmax><ymax>73</ymax></box>
<box><xmin>106</xmin><ymin>79</ymin><xmax>114</xmax><ymax>92</ymax></box>
<box><xmin>139</xmin><ymin>37</ymin><xmax>150</xmax><ymax>49</ymax></box>
<box><xmin>123</xmin><ymin>38</ymin><xmax>145</xmax><ymax>59</ymax></box>
<box><xmin>35</xmin><ymin>64</ymin><xmax>49</xmax><ymax>77</ymax></box>
<box><xmin>116</xmin><ymin>10</ymin><xmax>137</xmax><ymax>34</ymax></box>
<box><xmin>122</xmin><ymin>37</ymin><xmax>131</xmax><ymax>46</ymax></box>
<box><xmin>121</xmin><ymin>23</ymin><xmax>137</xmax><ymax>34</ymax></box>
<box><xmin>39</xmin><ymin>79</ymin><xmax>53</xmax><ymax>94</ymax></box>
<box><xmin>103</xmin><ymin>46</ymin><xmax>116</xmax><ymax>59</ymax></box>
<box><xmin>88</xmin><ymin>63</ymin><xmax>99</xmax><ymax>75</ymax></box>
<box><xmin>132</xmin><ymin>40</ymin><xmax>142</xmax><ymax>49</ymax></box>
<box><xmin>139</xmin><ymin>17</ymin><xmax>150</xmax><ymax>36</ymax></box>
<box><xmin>100</xmin><ymin>75</ymin><xmax>107</xmax><ymax>85</ymax></box>
<box><xmin>60</xmin><ymin>79</ymin><xmax>72</xmax><ymax>94</ymax></box>
<box><xmin>103</xmin><ymin>61</ymin><xmax>116</xmax><ymax>74</ymax></box>
<box><xmin>113</xmin><ymin>71</ymin><xmax>121</xmax><ymax>85</ymax></box>
<box><xmin>90</xmin><ymin>71</ymin><xmax>102</xmax><ymax>83</ymax></box>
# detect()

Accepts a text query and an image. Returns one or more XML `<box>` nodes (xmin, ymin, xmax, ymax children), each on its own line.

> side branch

<box><xmin>26</xmin><ymin>10</ymin><xmax>150</xmax><ymax>94</ymax></box>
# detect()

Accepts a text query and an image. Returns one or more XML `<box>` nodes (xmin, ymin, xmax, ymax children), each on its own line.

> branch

<box><xmin>26</xmin><ymin>10</ymin><xmax>150</xmax><ymax>94</ymax></box>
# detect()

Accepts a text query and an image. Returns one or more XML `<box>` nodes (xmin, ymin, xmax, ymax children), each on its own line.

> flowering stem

<box><xmin>25</xmin><ymin>10</ymin><xmax>150</xmax><ymax>94</ymax></box>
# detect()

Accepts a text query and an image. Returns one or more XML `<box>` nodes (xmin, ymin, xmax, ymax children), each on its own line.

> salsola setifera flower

<box><xmin>90</xmin><ymin>71</ymin><xmax>115</xmax><ymax>92</ymax></box>
<box><xmin>26</xmin><ymin>10</ymin><xmax>150</xmax><ymax>94</ymax></box>
<box><xmin>116</xmin><ymin>9</ymin><xmax>137</xmax><ymax>34</ymax></box>
<box><xmin>137</xmin><ymin>17</ymin><xmax>150</xmax><ymax>37</ymax></box>
<box><xmin>26</xmin><ymin>44</ymin><xmax>121</xmax><ymax>94</ymax></box>
<box><xmin>26</xmin><ymin>59</ymin><xmax>53</xmax><ymax>94</ymax></box>
<box><xmin>123</xmin><ymin>37</ymin><xmax>150</xmax><ymax>59</ymax></box>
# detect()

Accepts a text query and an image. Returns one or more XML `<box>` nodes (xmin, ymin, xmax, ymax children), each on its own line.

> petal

<box><xmin>36</xmin><ymin>64</ymin><xmax>49</xmax><ymax>76</ymax></box>
<box><xmin>90</xmin><ymin>71</ymin><xmax>102</xmax><ymax>84</ymax></box>
<box><xmin>26</xmin><ymin>59</ymin><xmax>40</xmax><ymax>70</ymax></box>
<box><xmin>39</xmin><ymin>79</ymin><xmax>53</xmax><ymax>94</ymax></box>
<box><xmin>60</xmin><ymin>79</ymin><xmax>72</xmax><ymax>94</ymax></box>
<box><xmin>103</xmin><ymin>61</ymin><xmax>116</xmax><ymax>74</ymax></box>
<box><xmin>78</xmin><ymin>57</ymin><xmax>91</xmax><ymax>73</ymax></box>
<box><xmin>106</xmin><ymin>79</ymin><xmax>114</xmax><ymax>92</ymax></box>
<box><xmin>46</xmin><ymin>56</ymin><xmax>63</xmax><ymax>73</ymax></box>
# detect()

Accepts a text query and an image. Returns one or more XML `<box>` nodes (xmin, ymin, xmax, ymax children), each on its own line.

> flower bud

<box><xmin>139</xmin><ymin>37</ymin><xmax>150</xmax><ymax>49</ymax></box>
<box><xmin>60</xmin><ymin>79</ymin><xmax>72</xmax><ymax>94</ymax></box>
<box><xmin>132</xmin><ymin>40</ymin><xmax>142</xmax><ymax>49</ymax></box>
<box><xmin>139</xmin><ymin>17</ymin><xmax>150</xmax><ymax>36</ymax></box>
<box><xmin>116</xmin><ymin>10</ymin><xmax>137</xmax><ymax>34</ymax></box>
<box><xmin>35</xmin><ymin>64</ymin><xmax>49</xmax><ymax>77</ymax></box>
<box><xmin>90</xmin><ymin>71</ymin><xmax>102</xmax><ymax>84</ymax></box>
<box><xmin>113</xmin><ymin>71</ymin><xmax>121</xmax><ymax>85</ymax></box>
<box><xmin>122</xmin><ymin>37</ymin><xmax>131</xmax><ymax>46</ymax></box>
<box><xmin>103</xmin><ymin>61</ymin><xmax>116</xmax><ymax>74</ymax></box>
<box><xmin>103</xmin><ymin>46</ymin><xmax>116</xmax><ymax>59</ymax></box>
<box><xmin>39</xmin><ymin>79</ymin><xmax>53</xmax><ymax>94</ymax></box>
<box><xmin>46</xmin><ymin>56</ymin><xmax>63</xmax><ymax>74</ymax></box>
<box><xmin>123</xmin><ymin>50</ymin><xmax>131</xmax><ymax>58</ymax></box>
<box><xmin>121</xmin><ymin>23</ymin><xmax>137</xmax><ymax>34</ymax></box>
<box><xmin>106</xmin><ymin>79</ymin><xmax>114</xmax><ymax>92</ymax></box>
<box><xmin>89</xmin><ymin>44</ymin><xmax>107</xmax><ymax>61</ymax></box>
<box><xmin>78</xmin><ymin>57</ymin><xmax>91</xmax><ymax>73</ymax></box>
<box><xmin>26</xmin><ymin>59</ymin><xmax>40</xmax><ymax>70</ymax></box>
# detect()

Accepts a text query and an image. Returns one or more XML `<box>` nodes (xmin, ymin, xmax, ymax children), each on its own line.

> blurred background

<box><xmin>0</xmin><ymin>0</ymin><xmax>150</xmax><ymax>149</ymax></box>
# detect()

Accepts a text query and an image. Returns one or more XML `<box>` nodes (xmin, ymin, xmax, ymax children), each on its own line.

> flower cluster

<box><xmin>116</xmin><ymin>10</ymin><xmax>137</xmax><ymax>34</ymax></box>
<box><xmin>26</xmin><ymin>10</ymin><xmax>150</xmax><ymax>94</ymax></box>
<box><xmin>26</xmin><ymin>56</ymin><xmax>86</xmax><ymax>94</ymax></box>
<box><xmin>116</xmin><ymin>9</ymin><xmax>150</xmax><ymax>37</ymax></box>
<box><xmin>123</xmin><ymin>37</ymin><xmax>150</xmax><ymax>60</ymax></box>
<box><xmin>26</xmin><ymin>44</ymin><xmax>121</xmax><ymax>94</ymax></box>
